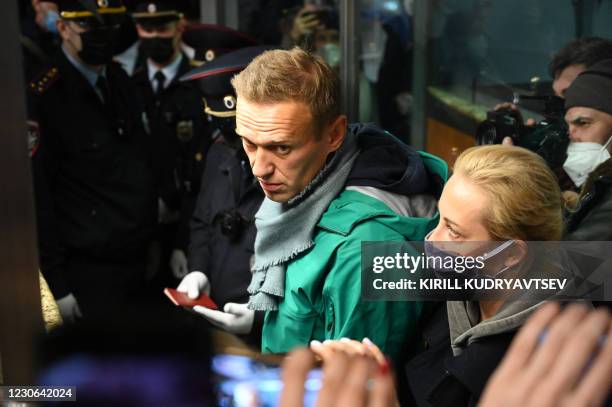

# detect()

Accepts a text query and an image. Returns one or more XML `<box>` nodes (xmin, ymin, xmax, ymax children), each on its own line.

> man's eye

<box><xmin>276</xmin><ymin>145</ymin><xmax>290</xmax><ymax>154</ymax></box>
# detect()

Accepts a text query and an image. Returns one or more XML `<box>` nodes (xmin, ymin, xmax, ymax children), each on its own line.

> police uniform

<box><xmin>29</xmin><ymin>0</ymin><xmax>157</xmax><ymax>319</ymax></box>
<box><xmin>129</xmin><ymin>2</ymin><xmax>211</xmax><ymax>286</ymax></box>
<box><xmin>181</xmin><ymin>46</ymin><xmax>273</xmax><ymax>345</ymax></box>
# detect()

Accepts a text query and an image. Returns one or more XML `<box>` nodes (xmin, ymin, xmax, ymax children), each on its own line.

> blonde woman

<box><xmin>309</xmin><ymin>145</ymin><xmax>570</xmax><ymax>406</ymax></box>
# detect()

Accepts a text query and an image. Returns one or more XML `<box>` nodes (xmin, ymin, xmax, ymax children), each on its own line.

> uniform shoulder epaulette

<box><xmin>29</xmin><ymin>67</ymin><xmax>60</xmax><ymax>96</ymax></box>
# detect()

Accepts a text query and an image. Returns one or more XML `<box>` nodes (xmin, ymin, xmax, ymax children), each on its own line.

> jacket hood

<box><xmin>345</xmin><ymin>123</ymin><xmax>443</xmax><ymax>198</ymax></box>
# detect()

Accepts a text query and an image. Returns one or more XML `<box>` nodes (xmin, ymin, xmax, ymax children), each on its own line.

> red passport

<box><xmin>163</xmin><ymin>288</ymin><xmax>219</xmax><ymax>310</ymax></box>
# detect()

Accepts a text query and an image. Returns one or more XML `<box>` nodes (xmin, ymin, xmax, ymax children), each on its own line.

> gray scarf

<box><xmin>247</xmin><ymin>133</ymin><xmax>360</xmax><ymax>311</ymax></box>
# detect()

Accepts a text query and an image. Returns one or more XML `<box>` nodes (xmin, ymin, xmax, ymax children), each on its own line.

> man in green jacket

<box><xmin>179</xmin><ymin>47</ymin><xmax>446</xmax><ymax>359</ymax></box>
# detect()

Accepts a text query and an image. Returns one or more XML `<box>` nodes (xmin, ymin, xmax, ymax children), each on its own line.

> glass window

<box><xmin>414</xmin><ymin>0</ymin><xmax>612</xmax><ymax>167</ymax></box>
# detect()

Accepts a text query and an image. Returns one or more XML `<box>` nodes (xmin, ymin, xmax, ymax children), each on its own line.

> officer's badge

<box><xmin>26</xmin><ymin>120</ymin><xmax>40</xmax><ymax>158</ymax></box>
<box><xmin>177</xmin><ymin>120</ymin><xmax>194</xmax><ymax>142</ymax></box>
<box><xmin>98</xmin><ymin>0</ymin><xmax>109</xmax><ymax>8</ymax></box>
<box><xmin>148</xmin><ymin>3</ymin><xmax>157</xmax><ymax>13</ymax></box>
<box><xmin>223</xmin><ymin>95</ymin><xmax>237</xmax><ymax>110</ymax></box>
<box><xmin>205</xmin><ymin>49</ymin><xmax>215</xmax><ymax>62</ymax></box>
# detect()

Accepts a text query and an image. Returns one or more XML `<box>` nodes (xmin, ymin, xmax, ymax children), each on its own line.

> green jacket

<box><xmin>262</xmin><ymin>152</ymin><xmax>448</xmax><ymax>359</ymax></box>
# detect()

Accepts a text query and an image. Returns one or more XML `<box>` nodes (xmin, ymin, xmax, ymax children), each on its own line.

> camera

<box><xmin>213</xmin><ymin>208</ymin><xmax>249</xmax><ymax>241</ymax></box>
<box><xmin>476</xmin><ymin>95</ymin><xmax>569</xmax><ymax>169</ymax></box>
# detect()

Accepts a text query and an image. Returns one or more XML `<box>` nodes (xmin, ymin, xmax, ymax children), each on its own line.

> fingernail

<box><xmin>323</xmin><ymin>339</ymin><xmax>333</xmax><ymax>344</ymax></box>
<box><xmin>362</xmin><ymin>337</ymin><xmax>373</xmax><ymax>346</ymax></box>
<box><xmin>378</xmin><ymin>357</ymin><xmax>390</xmax><ymax>375</ymax></box>
<box><xmin>310</xmin><ymin>340</ymin><xmax>323</xmax><ymax>348</ymax></box>
<box><xmin>340</xmin><ymin>337</ymin><xmax>351</xmax><ymax>343</ymax></box>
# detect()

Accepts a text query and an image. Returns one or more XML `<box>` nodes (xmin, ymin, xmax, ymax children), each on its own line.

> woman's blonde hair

<box><xmin>453</xmin><ymin>145</ymin><xmax>564</xmax><ymax>241</ymax></box>
<box><xmin>231</xmin><ymin>47</ymin><xmax>340</xmax><ymax>130</ymax></box>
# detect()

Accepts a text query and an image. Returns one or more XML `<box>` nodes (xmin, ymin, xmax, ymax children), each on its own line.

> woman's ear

<box><xmin>504</xmin><ymin>240</ymin><xmax>528</xmax><ymax>268</ymax></box>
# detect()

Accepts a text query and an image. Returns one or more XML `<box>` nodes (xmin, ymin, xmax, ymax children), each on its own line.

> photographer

<box><xmin>490</xmin><ymin>38</ymin><xmax>612</xmax><ymax>188</ymax></box>
<box><xmin>562</xmin><ymin>59</ymin><xmax>612</xmax><ymax>241</ymax></box>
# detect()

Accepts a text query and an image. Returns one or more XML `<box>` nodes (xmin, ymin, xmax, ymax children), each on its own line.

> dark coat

<box><xmin>132</xmin><ymin>55</ymin><xmax>212</xmax><ymax>219</ymax></box>
<box><xmin>29</xmin><ymin>51</ymin><xmax>157</xmax><ymax>303</ymax></box>
<box><xmin>400</xmin><ymin>304</ymin><xmax>515</xmax><ymax>407</ymax></box>
<box><xmin>564</xmin><ymin>158</ymin><xmax>612</xmax><ymax>241</ymax></box>
<box><xmin>188</xmin><ymin>141</ymin><xmax>263</xmax><ymax>307</ymax></box>
<box><xmin>188</xmin><ymin>141</ymin><xmax>264</xmax><ymax>345</ymax></box>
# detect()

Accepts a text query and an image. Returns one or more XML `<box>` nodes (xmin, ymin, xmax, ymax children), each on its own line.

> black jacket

<box><xmin>401</xmin><ymin>304</ymin><xmax>515</xmax><ymax>407</ymax></box>
<box><xmin>188</xmin><ymin>141</ymin><xmax>264</xmax><ymax>307</ymax></box>
<box><xmin>188</xmin><ymin>141</ymin><xmax>264</xmax><ymax>345</ymax></box>
<box><xmin>564</xmin><ymin>158</ymin><xmax>612</xmax><ymax>241</ymax></box>
<box><xmin>29</xmin><ymin>51</ymin><xmax>157</xmax><ymax>298</ymax></box>
<box><xmin>132</xmin><ymin>55</ymin><xmax>212</xmax><ymax>214</ymax></box>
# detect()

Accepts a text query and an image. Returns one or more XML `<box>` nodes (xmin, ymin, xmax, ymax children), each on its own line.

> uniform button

<box><xmin>92</xmin><ymin>142</ymin><xmax>98</xmax><ymax>148</ymax></box>
<box><xmin>118</xmin><ymin>127</ymin><xmax>124</xmax><ymax>136</ymax></box>
<box><xmin>91</xmin><ymin>209</ymin><xmax>97</xmax><ymax>216</ymax></box>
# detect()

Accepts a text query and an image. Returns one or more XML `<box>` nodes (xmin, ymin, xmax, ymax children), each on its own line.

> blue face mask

<box><xmin>423</xmin><ymin>230</ymin><xmax>515</xmax><ymax>280</ymax></box>
<box><xmin>44</xmin><ymin>10</ymin><xmax>60</xmax><ymax>34</ymax></box>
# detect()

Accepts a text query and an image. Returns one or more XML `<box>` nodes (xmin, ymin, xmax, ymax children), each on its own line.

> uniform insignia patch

<box><xmin>26</xmin><ymin>120</ymin><xmax>40</xmax><ymax>158</ymax></box>
<box><xmin>29</xmin><ymin>67</ymin><xmax>59</xmax><ymax>96</ymax></box>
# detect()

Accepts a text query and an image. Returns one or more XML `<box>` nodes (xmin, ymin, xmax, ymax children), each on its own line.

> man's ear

<box><xmin>56</xmin><ymin>19</ymin><xmax>73</xmax><ymax>42</ymax></box>
<box><xmin>178</xmin><ymin>18</ymin><xmax>187</xmax><ymax>33</ymax></box>
<box><xmin>326</xmin><ymin>115</ymin><xmax>347</xmax><ymax>152</ymax></box>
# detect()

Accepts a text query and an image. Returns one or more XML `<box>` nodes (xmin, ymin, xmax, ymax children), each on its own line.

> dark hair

<box><xmin>549</xmin><ymin>37</ymin><xmax>612</xmax><ymax>78</ymax></box>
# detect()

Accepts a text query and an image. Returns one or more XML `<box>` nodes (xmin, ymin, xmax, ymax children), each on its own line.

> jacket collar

<box><xmin>581</xmin><ymin>157</ymin><xmax>612</xmax><ymax>196</ymax></box>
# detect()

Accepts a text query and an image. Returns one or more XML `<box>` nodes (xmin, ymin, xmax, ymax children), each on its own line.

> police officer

<box><xmin>129</xmin><ymin>1</ymin><xmax>212</xmax><ymax>289</ymax></box>
<box><xmin>29</xmin><ymin>0</ymin><xmax>157</xmax><ymax>323</ymax></box>
<box><xmin>156</xmin><ymin>25</ymin><xmax>259</xmax><ymax>279</ymax></box>
<box><xmin>176</xmin><ymin>46</ymin><xmax>272</xmax><ymax>346</ymax></box>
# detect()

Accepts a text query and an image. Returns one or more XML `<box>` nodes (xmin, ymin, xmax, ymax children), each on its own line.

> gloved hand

<box><xmin>193</xmin><ymin>302</ymin><xmax>255</xmax><ymax>335</ymax></box>
<box><xmin>170</xmin><ymin>249</ymin><xmax>189</xmax><ymax>279</ymax></box>
<box><xmin>176</xmin><ymin>271</ymin><xmax>210</xmax><ymax>299</ymax></box>
<box><xmin>56</xmin><ymin>293</ymin><xmax>83</xmax><ymax>324</ymax></box>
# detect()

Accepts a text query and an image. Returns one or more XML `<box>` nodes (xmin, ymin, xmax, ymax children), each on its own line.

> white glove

<box><xmin>193</xmin><ymin>302</ymin><xmax>254</xmax><ymax>335</ymax></box>
<box><xmin>56</xmin><ymin>293</ymin><xmax>83</xmax><ymax>324</ymax></box>
<box><xmin>170</xmin><ymin>249</ymin><xmax>189</xmax><ymax>279</ymax></box>
<box><xmin>176</xmin><ymin>271</ymin><xmax>210</xmax><ymax>299</ymax></box>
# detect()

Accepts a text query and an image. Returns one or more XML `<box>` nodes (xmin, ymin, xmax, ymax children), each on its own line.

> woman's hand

<box><xmin>309</xmin><ymin>337</ymin><xmax>387</xmax><ymax>366</ymax></box>
<box><xmin>279</xmin><ymin>347</ymin><xmax>397</xmax><ymax>407</ymax></box>
<box><xmin>480</xmin><ymin>302</ymin><xmax>612</xmax><ymax>407</ymax></box>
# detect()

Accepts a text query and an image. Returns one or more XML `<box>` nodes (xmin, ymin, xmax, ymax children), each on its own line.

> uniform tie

<box><xmin>154</xmin><ymin>70</ymin><xmax>166</xmax><ymax>98</ymax></box>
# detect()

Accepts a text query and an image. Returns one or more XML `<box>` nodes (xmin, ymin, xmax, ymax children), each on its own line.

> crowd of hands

<box><xmin>176</xmin><ymin>271</ymin><xmax>612</xmax><ymax>405</ymax></box>
<box><xmin>278</xmin><ymin>303</ymin><xmax>612</xmax><ymax>407</ymax></box>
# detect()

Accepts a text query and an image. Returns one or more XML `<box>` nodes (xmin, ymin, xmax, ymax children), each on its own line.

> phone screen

<box><xmin>212</xmin><ymin>354</ymin><xmax>322</xmax><ymax>407</ymax></box>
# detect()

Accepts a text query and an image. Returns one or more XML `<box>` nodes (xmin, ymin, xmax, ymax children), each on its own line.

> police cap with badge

<box><xmin>182</xmin><ymin>25</ymin><xmax>259</xmax><ymax>65</ymax></box>
<box><xmin>53</xmin><ymin>0</ymin><xmax>127</xmax><ymax>26</ymax></box>
<box><xmin>131</xmin><ymin>0</ymin><xmax>183</xmax><ymax>26</ymax></box>
<box><xmin>180</xmin><ymin>45</ymin><xmax>275</xmax><ymax>140</ymax></box>
<box><xmin>49</xmin><ymin>0</ymin><xmax>127</xmax><ymax>65</ymax></box>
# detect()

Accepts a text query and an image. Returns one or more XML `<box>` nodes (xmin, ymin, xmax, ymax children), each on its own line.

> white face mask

<box><xmin>563</xmin><ymin>135</ymin><xmax>612</xmax><ymax>188</ymax></box>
